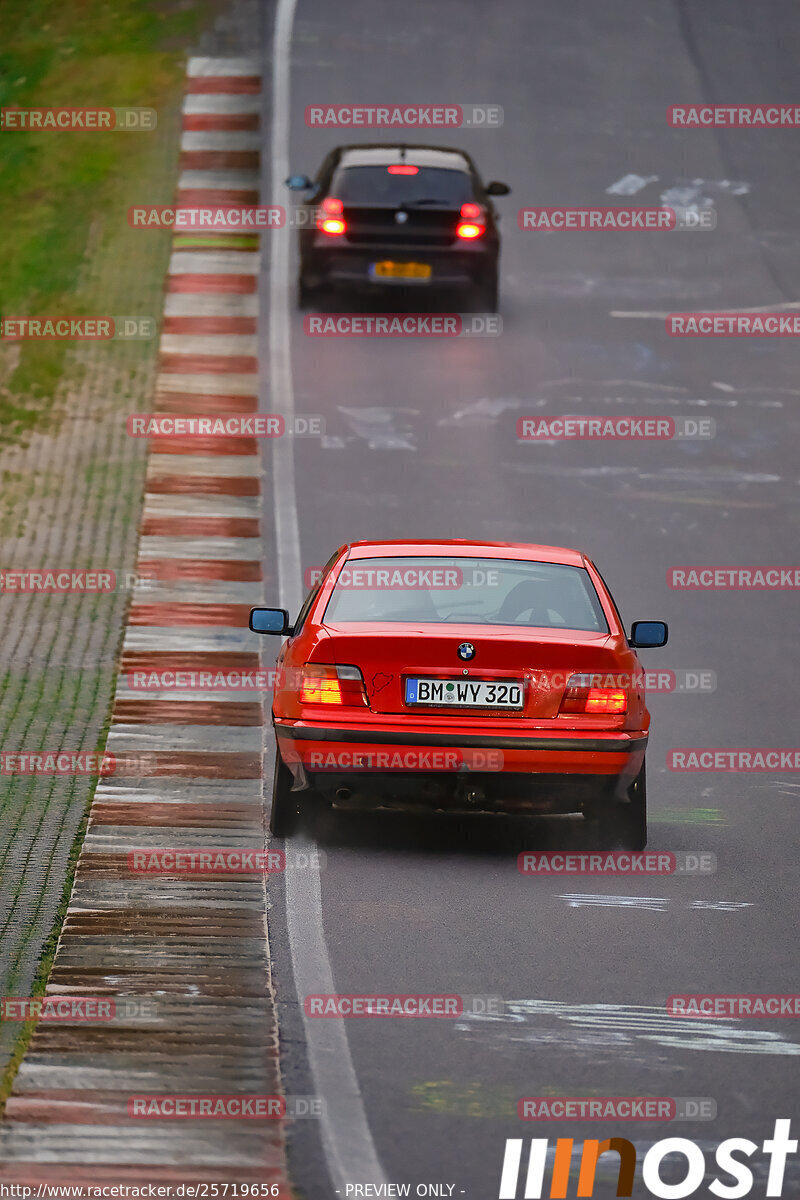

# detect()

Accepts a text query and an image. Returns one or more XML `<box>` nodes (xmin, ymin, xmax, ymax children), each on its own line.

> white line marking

<box><xmin>612</xmin><ymin>301</ymin><xmax>800</xmax><ymax>319</ymax></box>
<box><xmin>179</xmin><ymin>169</ymin><xmax>260</xmax><ymax>191</ymax></box>
<box><xmin>106</xmin><ymin>723</ymin><xmax>262</xmax><ymax>751</ymax></box>
<box><xmin>438</xmin><ymin>397</ymin><xmax>524</xmax><ymax>426</ymax></box>
<box><xmin>146</xmin><ymin>454</ymin><xmax>260</xmax><ymax>477</ymax></box>
<box><xmin>122</xmin><ymin>626</ymin><xmax>260</xmax><ymax>652</ymax></box>
<box><xmin>267</xmin><ymin>0</ymin><xmax>389</xmax><ymax>1190</ymax></box>
<box><xmin>712</xmin><ymin>382</ymin><xmax>800</xmax><ymax>396</ymax></box>
<box><xmin>169</xmin><ymin>251</ymin><xmax>261</xmax><ymax>274</ymax></box>
<box><xmin>606</xmin><ymin>174</ymin><xmax>658</xmax><ymax>195</ymax></box>
<box><xmin>187</xmin><ymin>57</ymin><xmax>261</xmax><ymax>77</ymax></box>
<box><xmin>537</xmin><ymin>379</ymin><xmax>687</xmax><ymax>391</ymax></box>
<box><xmin>137</xmin><ymin>537</ymin><xmax>261</xmax><ymax>561</ymax></box>
<box><xmin>338</xmin><ymin>405</ymin><xmax>417</xmax><ymax>450</ymax></box>
<box><xmin>95</xmin><ymin>778</ymin><xmax>261</xmax><ymax>800</ymax></box>
<box><xmin>183</xmin><ymin>94</ymin><xmax>262</xmax><ymax>116</ymax></box>
<box><xmin>164</xmin><ymin>293</ymin><xmax>258</xmax><ymax>318</ymax></box>
<box><xmin>156</xmin><ymin>373</ymin><xmax>259</xmax><ymax>395</ymax></box>
<box><xmin>160</xmin><ymin>334</ymin><xmax>258</xmax><ymax>355</ymax></box>
<box><xmin>559</xmin><ymin>894</ymin><xmax>755</xmax><ymax>913</ymax></box>
<box><xmin>660</xmin><ymin>183</ymin><xmax>714</xmax><ymax>210</ymax></box>
<box><xmin>268</xmin><ymin>16</ymin><xmax>303</xmax><ymax>620</ymax></box>
<box><xmin>143</xmin><ymin>494</ymin><xmax>260</xmax><ymax>518</ymax></box>
<box><xmin>559</xmin><ymin>893</ymin><xmax>671</xmax><ymax>911</ymax></box>
<box><xmin>456</xmin><ymin>999</ymin><xmax>800</xmax><ymax>1056</ymax></box>
<box><xmin>180</xmin><ymin>131</ymin><xmax>261</xmax><ymax>151</ymax></box>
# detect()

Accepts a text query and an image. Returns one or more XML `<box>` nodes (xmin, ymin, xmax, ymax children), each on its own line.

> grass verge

<box><xmin>0</xmin><ymin>0</ymin><xmax>214</xmax><ymax>439</ymax></box>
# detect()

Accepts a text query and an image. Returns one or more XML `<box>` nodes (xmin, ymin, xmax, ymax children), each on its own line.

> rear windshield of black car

<box><xmin>322</xmin><ymin>557</ymin><xmax>609</xmax><ymax>632</ymax></box>
<box><xmin>331</xmin><ymin>166</ymin><xmax>473</xmax><ymax>207</ymax></box>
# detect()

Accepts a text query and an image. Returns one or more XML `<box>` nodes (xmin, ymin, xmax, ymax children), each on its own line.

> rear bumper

<box><xmin>302</xmin><ymin>242</ymin><xmax>496</xmax><ymax>290</ymax></box>
<box><xmin>274</xmin><ymin>720</ymin><xmax>647</xmax><ymax>812</ymax></box>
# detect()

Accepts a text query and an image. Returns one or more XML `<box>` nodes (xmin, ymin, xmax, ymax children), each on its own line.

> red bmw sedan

<box><xmin>249</xmin><ymin>540</ymin><xmax>667</xmax><ymax>849</ymax></box>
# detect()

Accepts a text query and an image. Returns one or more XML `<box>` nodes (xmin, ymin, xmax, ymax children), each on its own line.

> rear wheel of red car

<box><xmin>585</xmin><ymin>762</ymin><xmax>647</xmax><ymax>851</ymax></box>
<box><xmin>621</xmin><ymin>762</ymin><xmax>647</xmax><ymax>850</ymax></box>
<box><xmin>269</xmin><ymin>752</ymin><xmax>318</xmax><ymax>838</ymax></box>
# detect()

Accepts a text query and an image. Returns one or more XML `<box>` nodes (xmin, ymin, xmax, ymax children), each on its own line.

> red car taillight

<box><xmin>299</xmin><ymin>664</ymin><xmax>366</xmax><ymax>706</ymax></box>
<box><xmin>317</xmin><ymin>197</ymin><xmax>346</xmax><ymax>236</ymax></box>
<box><xmin>456</xmin><ymin>201</ymin><xmax>485</xmax><ymax>239</ymax></box>
<box><xmin>559</xmin><ymin>674</ymin><xmax>628</xmax><ymax>715</ymax></box>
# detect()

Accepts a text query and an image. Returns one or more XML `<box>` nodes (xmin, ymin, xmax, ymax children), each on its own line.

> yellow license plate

<box><xmin>371</xmin><ymin>261</ymin><xmax>432</xmax><ymax>279</ymax></box>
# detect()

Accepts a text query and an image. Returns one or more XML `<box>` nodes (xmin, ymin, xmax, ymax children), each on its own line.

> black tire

<box><xmin>479</xmin><ymin>274</ymin><xmax>496</xmax><ymax>314</ymax></box>
<box><xmin>619</xmin><ymin>761</ymin><xmax>647</xmax><ymax>850</ymax></box>
<box><xmin>475</xmin><ymin>270</ymin><xmax>499</xmax><ymax>314</ymax></box>
<box><xmin>584</xmin><ymin>762</ymin><xmax>647</xmax><ymax>851</ymax></box>
<box><xmin>297</xmin><ymin>274</ymin><xmax>322</xmax><ymax>310</ymax></box>
<box><xmin>269</xmin><ymin>753</ymin><xmax>303</xmax><ymax>838</ymax></box>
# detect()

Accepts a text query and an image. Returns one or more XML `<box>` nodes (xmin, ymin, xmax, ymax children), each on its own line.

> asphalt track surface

<box><xmin>258</xmin><ymin>2</ymin><xmax>800</xmax><ymax>1195</ymax></box>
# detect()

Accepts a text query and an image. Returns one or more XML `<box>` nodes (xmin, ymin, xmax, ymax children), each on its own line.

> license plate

<box><xmin>405</xmin><ymin>677</ymin><xmax>523</xmax><ymax>709</ymax></box>
<box><xmin>370</xmin><ymin>261</ymin><xmax>432</xmax><ymax>280</ymax></box>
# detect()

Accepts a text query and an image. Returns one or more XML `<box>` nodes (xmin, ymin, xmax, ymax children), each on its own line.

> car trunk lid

<box><xmin>318</xmin><ymin>624</ymin><xmax>617</xmax><ymax>718</ymax></box>
<box><xmin>342</xmin><ymin>203</ymin><xmax>459</xmax><ymax>247</ymax></box>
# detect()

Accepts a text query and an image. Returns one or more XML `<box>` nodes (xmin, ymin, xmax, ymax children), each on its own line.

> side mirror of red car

<box><xmin>630</xmin><ymin>620</ymin><xmax>668</xmax><ymax>648</ymax></box>
<box><xmin>249</xmin><ymin>607</ymin><xmax>294</xmax><ymax>636</ymax></box>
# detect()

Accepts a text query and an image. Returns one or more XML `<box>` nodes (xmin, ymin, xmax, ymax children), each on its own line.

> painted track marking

<box><xmin>266</xmin><ymin>0</ymin><xmax>389</xmax><ymax>1190</ymax></box>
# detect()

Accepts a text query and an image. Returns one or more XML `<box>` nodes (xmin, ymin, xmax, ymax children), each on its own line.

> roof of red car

<box><xmin>344</xmin><ymin>540</ymin><xmax>587</xmax><ymax>567</ymax></box>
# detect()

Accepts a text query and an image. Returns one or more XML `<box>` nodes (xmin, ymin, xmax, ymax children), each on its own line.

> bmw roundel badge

<box><xmin>394</xmin><ymin>210</ymin><xmax>409</xmax><ymax>224</ymax></box>
<box><xmin>457</xmin><ymin>642</ymin><xmax>475</xmax><ymax>661</ymax></box>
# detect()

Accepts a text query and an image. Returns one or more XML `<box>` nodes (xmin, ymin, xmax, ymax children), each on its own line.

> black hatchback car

<box><xmin>286</xmin><ymin>144</ymin><xmax>510</xmax><ymax>311</ymax></box>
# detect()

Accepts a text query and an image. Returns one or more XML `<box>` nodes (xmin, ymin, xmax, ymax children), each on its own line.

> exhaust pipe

<box><xmin>335</xmin><ymin>786</ymin><xmax>352</xmax><ymax>802</ymax></box>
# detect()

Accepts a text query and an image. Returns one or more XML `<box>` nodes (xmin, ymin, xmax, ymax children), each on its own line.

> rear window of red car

<box><xmin>322</xmin><ymin>557</ymin><xmax>608</xmax><ymax>632</ymax></box>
